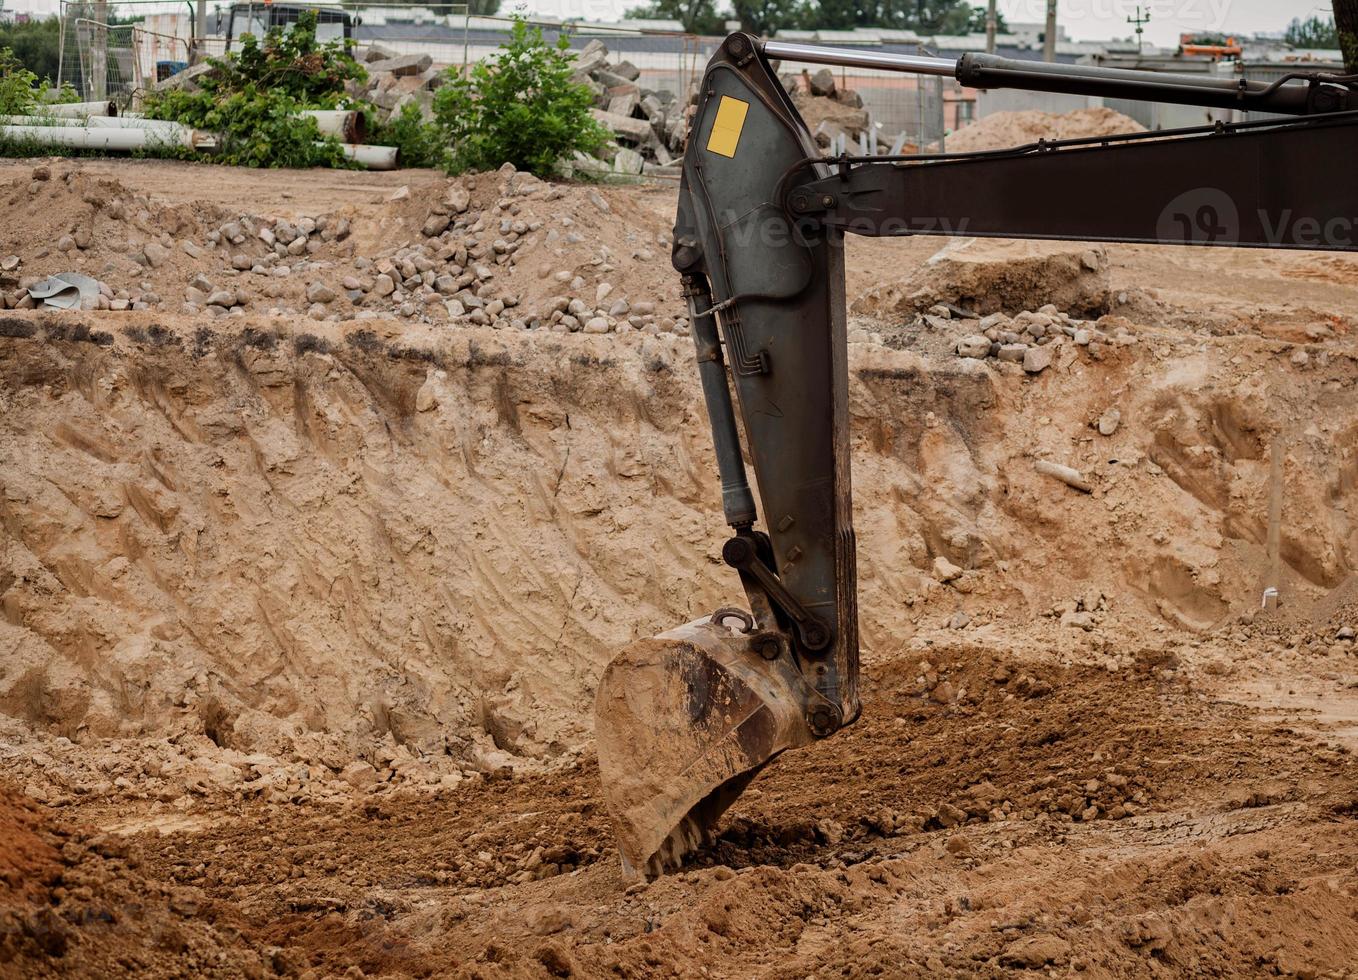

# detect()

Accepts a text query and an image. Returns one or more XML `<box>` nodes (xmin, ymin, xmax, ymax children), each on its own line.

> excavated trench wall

<box><xmin>2</xmin><ymin>318</ymin><xmax>1355</xmax><ymax>772</ymax></box>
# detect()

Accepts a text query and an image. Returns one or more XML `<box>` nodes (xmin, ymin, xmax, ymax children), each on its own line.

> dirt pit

<box><xmin>3</xmin><ymin>157</ymin><xmax>1358</xmax><ymax>977</ymax></box>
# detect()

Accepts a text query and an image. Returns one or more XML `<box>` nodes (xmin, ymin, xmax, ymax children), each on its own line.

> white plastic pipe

<box><xmin>302</xmin><ymin>109</ymin><xmax>367</xmax><ymax>144</ymax></box>
<box><xmin>0</xmin><ymin>114</ymin><xmax>84</xmax><ymax>126</ymax></box>
<box><xmin>0</xmin><ymin>124</ymin><xmax>209</xmax><ymax>152</ymax></box>
<box><xmin>44</xmin><ymin>101</ymin><xmax>119</xmax><ymax>118</ymax></box>
<box><xmin>87</xmin><ymin>115</ymin><xmax>197</xmax><ymax>137</ymax></box>
<box><xmin>335</xmin><ymin>142</ymin><xmax>399</xmax><ymax>170</ymax></box>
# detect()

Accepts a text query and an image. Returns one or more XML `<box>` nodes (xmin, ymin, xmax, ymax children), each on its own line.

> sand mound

<box><xmin>947</xmin><ymin>107</ymin><xmax>1146</xmax><ymax>153</ymax></box>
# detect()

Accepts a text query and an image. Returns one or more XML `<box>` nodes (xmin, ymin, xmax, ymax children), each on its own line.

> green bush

<box><xmin>0</xmin><ymin>46</ymin><xmax>39</xmax><ymax>114</ymax></box>
<box><xmin>371</xmin><ymin>100</ymin><xmax>446</xmax><ymax>169</ymax></box>
<box><xmin>144</xmin><ymin>12</ymin><xmax>362</xmax><ymax>168</ymax></box>
<box><xmin>431</xmin><ymin>19</ymin><xmax>609</xmax><ymax>178</ymax></box>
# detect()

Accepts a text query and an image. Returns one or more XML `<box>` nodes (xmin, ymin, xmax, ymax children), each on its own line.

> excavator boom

<box><xmin>595</xmin><ymin>34</ymin><xmax>1358</xmax><ymax>878</ymax></box>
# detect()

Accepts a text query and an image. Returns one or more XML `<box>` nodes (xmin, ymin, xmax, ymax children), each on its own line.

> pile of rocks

<box><xmin>783</xmin><ymin>68</ymin><xmax>887</xmax><ymax>154</ymax></box>
<box><xmin>3</xmin><ymin>163</ymin><xmax>689</xmax><ymax>334</ymax></box>
<box><xmin>350</xmin><ymin>44</ymin><xmax>440</xmax><ymax>125</ymax></box>
<box><xmin>943</xmin><ymin>304</ymin><xmax>1139</xmax><ymax>372</ymax></box>
<box><xmin>573</xmin><ymin>39</ymin><xmax>688</xmax><ymax>175</ymax></box>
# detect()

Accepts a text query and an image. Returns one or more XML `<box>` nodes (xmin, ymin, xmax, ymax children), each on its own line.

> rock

<box><xmin>590</xmin><ymin>109</ymin><xmax>652</xmax><ymax>143</ymax></box>
<box><xmin>1002</xmin><ymin>934</ymin><xmax>1072</xmax><ymax>969</ymax></box>
<box><xmin>996</xmin><ymin>343</ymin><xmax>1028</xmax><ymax>363</ymax></box>
<box><xmin>1291</xmin><ymin>349</ymin><xmax>1310</xmax><ymax>368</ymax></box>
<box><xmin>57</xmin><ymin>235</ymin><xmax>76</xmax><ymax>253</ymax></box>
<box><xmin>230</xmin><ymin>253</ymin><xmax>252</xmax><ymax>271</ymax></box>
<box><xmin>446</xmin><ymin>183</ymin><xmax>470</xmax><ymax>213</ymax></box>
<box><xmin>584</xmin><ymin>316</ymin><xmax>610</xmax><ymax>334</ymax></box>
<box><xmin>206</xmin><ymin>289</ymin><xmax>236</xmax><ymax>308</ymax></box>
<box><xmin>340</xmin><ymin>761</ymin><xmax>379</xmax><ymax>790</ymax></box>
<box><xmin>1061</xmin><ymin>610</ymin><xmax>1096</xmax><ymax>631</ymax></box>
<box><xmin>306</xmin><ymin>282</ymin><xmax>337</xmax><ymax>304</ymax></box>
<box><xmin>143</xmin><ymin>241</ymin><xmax>170</xmax><ymax>267</ymax></box>
<box><xmin>932</xmin><ymin>556</ymin><xmax>963</xmax><ymax>584</ymax></box>
<box><xmin>948</xmin><ymin>611</ymin><xmax>970</xmax><ymax>630</ymax></box>
<box><xmin>956</xmin><ymin>334</ymin><xmax>991</xmax><ymax>359</ymax></box>
<box><xmin>612</xmin><ymin>147</ymin><xmax>645</xmax><ymax>174</ymax></box>
<box><xmin>1023</xmin><ymin>345</ymin><xmax>1053</xmax><ymax>374</ymax></box>
<box><xmin>387</xmin><ymin>185</ymin><xmax>410</xmax><ymax>203</ymax></box>
<box><xmin>808</xmin><ymin>68</ymin><xmax>837</xmax><ymax>96</ymax></box>
<box><xmin>363</xmin><ymin>41</ymin><xmax>399</xmax><ymax>63</ymax></box>
<box><xmin>0</xmin><ymin>255</ymin><xmax>19</xmax><ymax>271</ymax></box>
<box><xmin>1097</xmin><ymin>407</ymin><xmax>1121</xmax><ymax>436</ymax></box>
<box><xmin>423</xmin><ymin>214</ymin><xmax>451</xmax><ymax>237</ymax></box>
<box><xmin>1337</xmin><ymin>626</ymin><xmax>1355</xmax><ymax>641</ymax></box>
<box><xmin>367</xmin><ymin>53</ymin><xmax>432</xmax><ymax>76</ymax></box>
<box><xmin>373</xmin><ymin>274</ymin><xmax>396</xmax><ymax>297</ymax></box>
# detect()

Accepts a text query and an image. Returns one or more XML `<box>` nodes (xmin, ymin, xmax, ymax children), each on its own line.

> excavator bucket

<box><xmin>594</xmin><ymin>618</ymin><xmax>819</xmax><ymax>878</ymax></box>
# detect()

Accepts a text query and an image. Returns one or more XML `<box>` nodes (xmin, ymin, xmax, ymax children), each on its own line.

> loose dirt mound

<box><xmin>947</xmin><ymin>107</ymin><xmax>1146</xmax><ymax>153</ymax></box>
<box><xmin>1</xmin><ymin>162</ymin><xmax>684</xmax><ymax>335</ymax></box>
<box><xmin>854</xmin><ymin>239</ymin><xmax>1113</xmax><ymax>318</ymax></box>
<box><xmin>0</xmin><ymin>784</ymin><xmax>272</xmax><ymax>977</ymax></box>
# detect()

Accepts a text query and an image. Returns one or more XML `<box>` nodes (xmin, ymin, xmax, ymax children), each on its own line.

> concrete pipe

<box><xmin>302</xmin><ymin>109</ymin><xmax>367</xmax><ymax>144</ymax></box>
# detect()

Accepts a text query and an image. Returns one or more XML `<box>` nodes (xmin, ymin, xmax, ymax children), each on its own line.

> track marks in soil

<box><xmin>110</xmin><ymin>645</ymin><xmax>1358</xmax><ymax>977</ymax></box>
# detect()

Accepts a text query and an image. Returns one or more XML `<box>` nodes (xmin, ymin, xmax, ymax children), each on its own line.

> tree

<box><xmin>0</xmin><ymin>16</ymin><xmax>62</xmax><ymax>83</ymax></box>
<box><xmin>1336</xmin><ymin>0</ymin><xmax>1358</xmax><ymax>73</ymax></box>
<box><xmin>732</xmin><ymin>0</ymin><xmax>807</xmax><ymax>36</ymax></box>
<box><xmin>969</xmin><ymin>5</ymin><xmax>1006</xmax><ymax>34</ymax></box>
<box><xmin>799</xmin><ymin>1</ymin><xmax>991</xmax><ymax>34</ymax></box>
<box><xmin>623</xmin><ymin>0</ymin><xmax>725</xmax><ymax>34</ymax></box>
<box><xmin>1284</xmin><ymin>15</ymin><xmax>1338</xmax><ymax>48</ymax></box>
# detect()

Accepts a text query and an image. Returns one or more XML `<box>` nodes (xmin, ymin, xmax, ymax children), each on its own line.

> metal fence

<box><xmin>53</xmin><ymin>2</ymin><xmax>945</xmax><ymax>152</ymax></box>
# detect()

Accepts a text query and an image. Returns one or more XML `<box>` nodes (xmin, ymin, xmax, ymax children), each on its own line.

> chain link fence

<box><xmin>53</xmin><ymin>2</ymin><xmax>944</xmax><ymax>153</ymax></box>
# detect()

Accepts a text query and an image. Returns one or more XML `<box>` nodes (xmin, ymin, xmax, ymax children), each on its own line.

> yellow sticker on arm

<box><xmin>706</xmin><ymin>96</ymin><xmax>750</xmax><ymax>159</ymax></box>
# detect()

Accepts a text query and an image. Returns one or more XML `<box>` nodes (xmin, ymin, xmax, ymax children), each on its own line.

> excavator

<box><xmin>594</xmin><ymin>34</ymin><xmax>1358</xmax><ymax>878</ymax></box>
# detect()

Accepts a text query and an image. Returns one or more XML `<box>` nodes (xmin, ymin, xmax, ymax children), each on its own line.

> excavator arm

<box><xmin>595</xmin><ymin>34</ymin><xmax>1358</xmax><ymax>878</ymax></box>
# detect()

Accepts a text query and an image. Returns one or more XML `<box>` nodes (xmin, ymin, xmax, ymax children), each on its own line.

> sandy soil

<box><xmin>2</xmin><ymin>154</ymin><xmax>1358</xmax><ymax>978</ymax></box>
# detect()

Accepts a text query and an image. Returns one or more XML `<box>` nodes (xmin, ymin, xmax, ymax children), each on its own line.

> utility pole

<box><xmin>1043</xmin><ymin>0</ymin><xmax>1058</xmax><ymax>63</ymax></box>
<box><xmin>985</xmin><ymin>0</ymin><xmax>998</xmax><ymax>54</ymax></box>
<box><xmin>1127</xmin><ymin>6</ymin><xmax>1150</xmax><ymax>54</ymax></box>
<box><xmin>92</xmin><ymin>0</ymin><xmax>107</xmax><ymax>101</ymax></box>
<box><xmin>194</xmin><ymin>0</ymin><xmax>207</xmax><ymax>63</ymax></box>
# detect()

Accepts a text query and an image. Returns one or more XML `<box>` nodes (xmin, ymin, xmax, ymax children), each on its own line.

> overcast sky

<box><xmin>3</xmin><ymin>0</ymin><xmax>1337</xmax><ymax>47</ymax></box>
